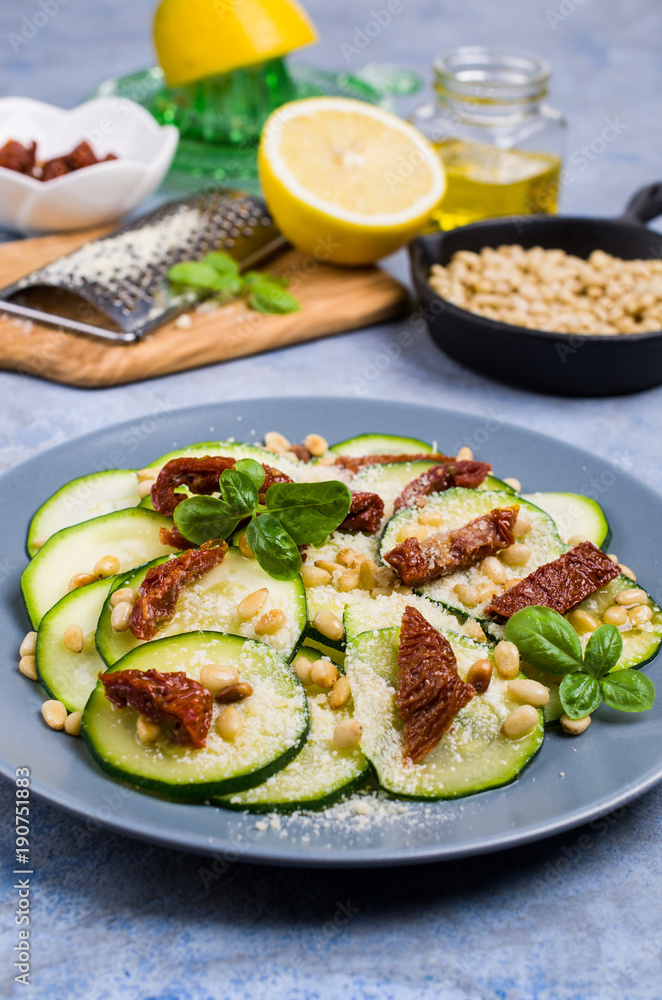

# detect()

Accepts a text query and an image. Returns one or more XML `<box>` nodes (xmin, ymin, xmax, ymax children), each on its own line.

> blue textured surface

<box><xmin>1</xmin><ymin>1</ymin><xmax>662</xmax><ymax>997</ymax></box>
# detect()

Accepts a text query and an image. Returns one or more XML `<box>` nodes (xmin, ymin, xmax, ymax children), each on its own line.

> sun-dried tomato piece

<box><xmin>130</xmin><ymin>542</ymin><xmax>228</xmax><ymax>640</ymax></box>
<box><xmin>159</xmin><ymin>525</ymin><xmax>196</xmax><ymax>550</ymax></box>
<box><xmin>393</xmin><ymin>461</ymin><xmax>491</xmax><ymax>512</ymax></box>
<box><xmin>41</xmin><ymin>141</ymin><xmax>118</xmax><ymax>181</ymax></box>
<box><xmin>101</xmin><ymin>668</ymin><xmax>213</xmax><ymax>748</ymax></box>
<box><xmin>334</xmin><ymin>453</ymin><xmax>453</xmax><ymax>474</ymax></box>
<box><xmin>397</xmin><ymin>606</ymin><xmax>475</xmax><ymax>764</ymax></box>
<box><xmin>339</xmin><ymin>491</ymin><xmax>385</xmax><ymax>534</ymax></box>
<box><xmin>385</xmin><ymin>506</ymin><xmax>518</xmax><ymax>587</ymax></box>
<box><xmin>289</xmin><ymin>444</ymin><xmax>312</xmax><ymax>462</ymax></box>
<box><xmin>0</xmin><ymin>140</ymin><xmax>37</xmax><ymax>175</ymax></box>
<box><xmin>151</xmin><ymin>456</ymin><xmax>293</xmax><ymax>516</ymax></box>
<box><xmin>487</xmin><ymin>541</ymin><xmax>620</xmax><ymax>620</ymax></box>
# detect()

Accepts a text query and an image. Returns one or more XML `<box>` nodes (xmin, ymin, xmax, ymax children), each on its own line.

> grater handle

<box><xmin>0</xmin><ymin>299</ymin><xmax>138</xmax><ymax>343</ymax></box>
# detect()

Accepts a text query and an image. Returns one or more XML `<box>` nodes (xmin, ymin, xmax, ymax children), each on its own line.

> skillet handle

<box><xmin>621</xmin><ymin>183</ymin><xmax>662</xmax><ymax>225</ymax></box>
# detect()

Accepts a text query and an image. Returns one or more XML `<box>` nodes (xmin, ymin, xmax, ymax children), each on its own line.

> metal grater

<box><xmin>0</xmin><ymin>189</ymin><xmax>286</xmax><ymax>343</ymax></box>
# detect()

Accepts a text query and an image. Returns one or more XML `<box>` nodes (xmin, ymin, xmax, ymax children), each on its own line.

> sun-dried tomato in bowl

<box><xmin>0</xmin><ymin>138</ymin><xmax>117</xmax><ymax>181</ymax></box>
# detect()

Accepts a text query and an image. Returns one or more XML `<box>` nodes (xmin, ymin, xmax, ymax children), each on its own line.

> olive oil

<box><xmin>431</xmin><ymin>140</ymin><xmax>561</xmax><ymax>230</ymax></box>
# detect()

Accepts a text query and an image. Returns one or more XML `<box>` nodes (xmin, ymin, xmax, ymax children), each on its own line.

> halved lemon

<box><xmin>154</xmin><ymin>0</ymin><xmax>317</xmax><ymax>88</ymax></box>
<box><xmin>258</xmin><ymin>97</ymin><xmax>446</xmax><ymax>266</ymax></box>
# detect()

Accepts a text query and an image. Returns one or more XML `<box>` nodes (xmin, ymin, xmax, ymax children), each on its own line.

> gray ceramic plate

<box><xmin>1</xmin><ymin>397</ymin><xmax>661</xmax><ymax>867</ymax></box>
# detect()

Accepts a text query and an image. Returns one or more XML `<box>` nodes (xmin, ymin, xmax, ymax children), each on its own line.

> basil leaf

<box><xmin>247</xmin><ymin>515</ymin><xmax>302</xmax><ymax>581</ymax></box>
<box><xmin>583</xmin><ymin>624</ymin><xmax>623</xmax><ymax>678</ymax></box>
<box><xmin>559</xmin><ymin>672</ymin><xmax>602</xmax><ymax>720</ymax></box>
<box><xmin>234</xmin><ymin>458</ymin><xmax>266</xmax><ymax>491</ymax></box>
<box><xmin>173</xmin><ymin>496</ymin><xmax>241</xmax><ymax>545</ymax></box>
<box><xmin>600</xmin><ymin>670</ymin><xmax>656</xmax><ymax>713</ymax></box>
<box><xmin>504</xmin><ymin>607</ymin><xmax>584</xmax><ymax>675</ymax></box>
<box><xmin>248</xmin><ymin>285</ymin><xmax>301</xmax><ymax>315</ymax></box>
<box><xmin>168</xmin><ymin>261</ymin><xmax>242</xmax><ymax>297</ymax></box>
<box><xmin>219</xmin><ymin>468</ymin><xmax>258</xmax><ymax>516</ymax></box>
<box><xmin>203</xmin><ymin>252</ymin><xmax>240</xmax><ymax>278</ymax></box>
<box><xmin>265</xmin><ymin>481</ymin><xmax>352</xmax><ymax>547</ymax></box>
<box><xmin>243</xmin><ymin>270</ymin><xmax>289</xmax><ymax>289</ymax></box>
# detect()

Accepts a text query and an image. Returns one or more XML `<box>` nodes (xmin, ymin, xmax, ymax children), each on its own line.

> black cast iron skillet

<box><xmin>409</xmin><ymin>183</ymin><xmax>662</xmax><ymax>396</ymax></box>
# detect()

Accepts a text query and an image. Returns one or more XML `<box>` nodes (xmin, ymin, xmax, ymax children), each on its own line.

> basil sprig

<box><xmin>504</xmin><ymin>606</ymin><xmax>655</xmax><ymax>720</ymax></box>
<box><xmin>168</xmin><ymin>252</ymin><xmax>301</xmax><ymax>315</ymax></box>
<box><xmin>173</xmin><ymin>469</ymin><xmax>351</xmax><ymax>581</ymax></box>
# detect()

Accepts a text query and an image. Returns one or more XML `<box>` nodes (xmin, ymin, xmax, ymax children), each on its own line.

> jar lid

<box><xmin>434</xmin><ymin>46</ymin><xmax>550</xmax><ymax>104</ymax></box>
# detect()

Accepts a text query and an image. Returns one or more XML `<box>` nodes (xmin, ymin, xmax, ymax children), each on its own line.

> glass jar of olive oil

<box><xmin>410</xmin><ymin>47</ymin><xmax>565</xmax><ymax>229</ymax></box>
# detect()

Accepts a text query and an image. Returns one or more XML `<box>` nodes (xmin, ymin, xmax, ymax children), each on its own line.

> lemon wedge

<box><xmin>258</xmin><ymin>97</ymin><xmax>446</xmax><ymax>265</ymax></box>
<box><xmin>154</xmin><ymin>0</ymin><xmax>318</xmax><ymax>88</ymax></box>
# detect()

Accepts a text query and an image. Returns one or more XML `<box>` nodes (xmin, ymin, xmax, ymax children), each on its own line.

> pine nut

<box><xmin>615</xmin><ymin>588</ymin><xmax>648</xmax><ymax>606</ymax></box>
<box><xmin>136</xmin><ymin>714</ymin><xmax>161</xmax><ymax>744</ymax></box>
<box><xmin>607</xmin><ymin>553</ymin><xmax>619</xmax><ymax>564</ymax></box>
<box><xmin>629</xmin><ymin>605</ymin><xmax>653</xmax><ymax>626</ymax></box>
<box><xmin>316</xmin><ymin>455</ymin><xmax>338</xmax><ymax>466</ymax></box>
<box><xmin>329</xmin><ymin>676</ymin><xmax>351</xmax><ymax>709</ymax></box>
<box><xmin>338</xmin><ymin>569</ymin><xmax>360</xmax><ymax>592</ymax></box>
<box><xmin>567</xmin><ymin>534</ymin><xmax>590</xmax><ymax>546</ymax></box>
<box><xmin>507</xmin><ymin>678</ymin><xmax>550</xmax><ymax>707</ymax></box>
<box><xmin>199</xmin><ymin>663</ymin><xmax>239</xmax><ymax>695</ymax></box>
<box><xmin>456</xmin><ymin>446</ymin><xmax>473</xmax><ymax>461</ymax></box>
<box><xmin>304</xmin><ymin>433</ymin><xmax>329</xmax><ymax>456</ymax></box>
<box><xmin>110</xmin><ymin>587</ymin><xmax>139</xmax><ymax>607</ymax></box>
<box><xmin>476</xmin><ymin>582</ymin><xmax>498</xmax><ymax>603</ymax></box>
<box><xmin>501</xmin><ymin>704</ymin><xmax>538</xmax><ymax>739</ymax></box>
<box><xmin>216</xmin><ymin>705</ymin><xmax>243</xmax><ymax>741</ymax></box>
<box><xmin>237</xmin><ymin>588</ymin><xmax>269</xmax><ymax>620</ymax></box>
<box><xmin>466</xmin><ymin>659</ymin><xmax>493</xmax><ymax>694</ymax></box>
<box><xmin>313</xmin><ymin>611</ymin><xmax>344</xmax><ymax>642</ymax></box>
<box><xmin>238</xmin><ymin>533</ymin><xmax>254</xmax><ymax>558</ymax></box>
<box><xmin>396</xmin><ymin>523</ymin><xmax>428</xmax><ymax>543</ymax></box>
<box><xmin>110</xmin><ymin>601</ymin><xmax>133</xmax><ymax>632</ymax></box>
<box><xmin>603</xmin><ymin>605</ymin><xmax>628</xmax><ymax>625</ymax></box>
<box><xmin>19</xmin><ymin>631</ymin><xmax>37</xmax><ymax>657</ymax></box>
<box><xmin>454</xmin><ymin>583</ymin><xmax>478</xmax><ymax>607</ymax></box>
<box><xmin>502</xmin><ymin>577</ymin><xmax>522</xmax><ymax>591</ymax></box>
<box><xmin>566</xmin><ymin>609</ymin><xmax>599</xmax><ymax>634</ymax></box>
<box><xmin>358</xmin><ymin>558</ymin><xmax>378</xmax><ymax>590</ymax></box>
<box><xmin>494</xmin><ymin>640</ymin><xmax>520</xmax><ymax>679</ymax></box>
<box><xmin>315</xmin><ymin>560</ymin><xmax>344</xmax><ymax>575</ymax></box>
<box><xmin>418</xmin><ymin>507</ymin><xmax>444</xmax><ymax>527</ymax></box>
<box><xmin>503</xmin><ymin>477</ymin><xmax>521</xmax><ymax>492</ymax></box>
<box><xmin>32</xmin><ymin>536</ymin><xmax>49</xmax><ymax>550</ymax></box>
<box><xmin>619</xmin><ymin>564</ymin><xmax>636</xmax><ymax>581</ymax></box>
<box><xmin>464</xmin><ymin>620</ymin><xmax>487</xmax><ymax>642</ymax></box>
<box><xmin>68</xmin><ymin>573</ymin><xmax>96</xmax><ymax>592</ymax></box>
<box><xmin>216</xmin><ymin>681</ymin><xmax>254</xmax><ymax>703</ymax></box>
<box><xmin>481</xmin><ymin>556</ymin><xmax>508</xmax><ymax>584</ymax></box>
<box><xmin>137</xmin><ymin>479</ymin><xmax>155</xmax><ymax>499</ymax></box>
<box><xmin>512</xmin><ymin>513</ymin><xmax>532</xmax><ymax>538</ymax></box>
<box><xmin>333</xmin><ymin>718</ymin><xmax>363</xmax><ymax>749</ymax></box>
<box><xmin>292</xmin><ymin>656</ymin><xmax>313</xmax><ymax>685</ymax></box>
<box><xmin>560</xmin><ymin>714</ymin><xmax>592</xmax><ymax>736</ymax></box>
<box><xmin>63</xmin><ymin>624</ymin><xmax>84</xmax><ymax>653</ymax></box>
<box><xmin>336</xmin><ymin>548</ymin><xmax>357</xmax><ymax>568</ymax></box>
<box><xmin>94</xmin><ymin>555</ymin><xmax>120</xmax><ymax>578</ymax></box>
<box><xmin>371</xmin><ymin>587</ymin><xmax>392</xmax><ymax>597</ymax></box>
<box><xmin>64</xmin><ymin>711</ymin><xmax>82</xmax><ymax>736</ymax></box>
<box><xmin>255</xmin><ymin>609</ymin><xmax>286</xmax><ymax>635</ymax></box>
<box><xmin>311</xmin><ymin>659</ymin><xmax>339</xmax><ymax>688</ymax></box>
<box><xmin>500</xmin><ymin>543</ymin><xmax>532</xmax><ymax>567</ymax></box>
<box><xmin>301</xmin><ymin>565</ymin><xmax>331</xmax><ymax>587</ymax></box>
<box><xmin>137</xmin><ymin>468</ymin><xmax>156</xmax><ymax>482</ymax></box>
<box><xmin>264</xmin><ymin>431</ymin><xmax>291</xmax><ymax>454</ymax></box>
<box><xmin>41</xmin><ymin>700</ymin><xmax>67</xmax><ymax>730</ymax></box>
<box><xmin>19</xmin><ymin>656</ymin><xmax>37</xmax><ymax>680</ymax></box>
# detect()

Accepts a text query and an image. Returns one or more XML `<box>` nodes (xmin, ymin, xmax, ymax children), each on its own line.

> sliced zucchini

<box><xmin>36</xmin><ymin>578</ymin><xmax>115</xmax><ymax>712</ymax></box>
<box><xmin>328</xmin><ymin>433</ymin><xmax>432</xmax><ymax>457</ymax></box>
<box><xmin>96</xmin><ymin>547</ymin><xmax>307</xmax><ymax>666</ymax></box>
<box><xmin>575</xmin><ymin>575</ymin><xmax>662</xmax><ymax>671</ymax></box>
<box><xmin>344</xmin><ymin>591</ymin><xmax>481</xmax><ymax>645</ymax></box>
<box><xmin>82</xmin><ymin>632</ymin><xmax>309</xmax><ymax>800</ymax></box>
<box><xmin>21</xmin><ymin>508</ymin><xmax>178</xmax><ymax>628</ymax></box>
<box><xmin>345</xmin><ymin>627</ymin><xmax>543</xmax><ymax>799</ymax></box>
<box><xmin>522</xmin><ymin>492</ymin><xmax>610</xmax><ymax>548</ymax></box>
<box><xmin>145</xmin><ymin>440</ymin><xmax>301</xmax><ymax>479</ymax></box>
<box><xmin>379</xmin><ymin>488</ymin><xmax>565</xmax><ymax>623</ymax></box>
<box><xmin>27</xmin><ymin>469</ymin><xmax>140</xmax><ymax>557</ymax></box>
<box><xmin>217</xmin><ymin>646</ymin><xmax>368</xmax><ymax>811</ymax></box>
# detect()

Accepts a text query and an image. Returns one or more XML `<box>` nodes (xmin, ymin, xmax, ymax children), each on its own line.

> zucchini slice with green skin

<box><xmin>21</xmin><ymin>508</ymin><xmax>178</xmax><ymax>629</ymax></box>
<box><xmin>96</xmin><ymin>547</ymin><xmax>307</xmax><ymax>666</ymax></box>
<box><xmin>378</xmin><ymin>488</ymin><xmax>565</xmax><ymax>623</ymax></box>
<box><xmin>522</xmin><ymin>492</ymin><xmax>611</xmax><ymax>548</ymax></box>
<box><xmin>327</xmin><ymin>433</ymin><xmax>433</xmax><ymax>457</ymax></box>
<box><xmin>27</xmin><ymin>469</ymin><xmax>141</xmax><ymax>557</ymax></box>
<box><xmin>36</xmin><ymin>578</ymin><xmax>115</xmax><ymax>712</ymax></box>
<box><xmin>575</xmin><ymin>574</ymin><xmax>662</xmax><ymax>671</ymax></box>
<box><xmin>343</xmin><ymin>591</ymin><xmax>478</xmax><ymax>645</ymax></box>
<box><xmin>82</xmin><ymin>632</ymin><xmax>309</xmax><ymax>801</ymax></box>
<box><xmin>345</xmin><ymin>627</ymin><xmax>543</xmax><ymax>799</ymax></box>
<box><xmin>145</xmin><ymin>440</ymin><xmax>301</xmax><ymax>479</ymax></box>
<box><xmin>217</xmin><ymin>646</ymin><xmax>369</xmax><ymax>812</ymax></box>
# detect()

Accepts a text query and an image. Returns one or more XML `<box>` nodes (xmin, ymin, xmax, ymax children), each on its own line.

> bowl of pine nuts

<box><xmin>410</xmin><ymin>183</ymin><xmax>662</xmax><ymax>396</ymax></box>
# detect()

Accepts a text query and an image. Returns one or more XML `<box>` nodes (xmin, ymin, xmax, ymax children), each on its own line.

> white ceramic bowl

<box><xmin>0</xmin><ymin>97</ymin><xmax>179</xmax><ymax>234</ymax></box>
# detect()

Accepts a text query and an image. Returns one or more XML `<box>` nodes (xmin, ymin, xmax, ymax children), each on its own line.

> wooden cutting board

<box><xmin>0</xmin><ymin>229</ymin><xmax>409</xmax><ymax>388</ymax></box>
